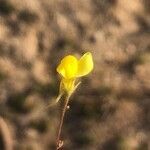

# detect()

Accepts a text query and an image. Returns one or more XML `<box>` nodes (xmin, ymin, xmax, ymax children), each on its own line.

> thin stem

<box><xmin>56</xmin><ymin>94</ymin><xmax>71</xmax><ymax>150</ymax></box>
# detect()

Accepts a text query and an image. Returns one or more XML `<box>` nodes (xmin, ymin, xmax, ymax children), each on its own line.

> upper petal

<box><xmin>77</xmin><ymin>52</ymin><xmax>93</xmax><ymax>77</ymax></box>
<box><xmin>57</xmin><ymin>55</ymin><xmax>78</xmax><ymax>79</ymax></box>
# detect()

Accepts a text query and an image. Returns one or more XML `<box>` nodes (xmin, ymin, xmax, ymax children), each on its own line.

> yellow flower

<box><xmin>57</xmin><ymin>52</ymin><xmax>93</xmax><ymax>94</ymax></box>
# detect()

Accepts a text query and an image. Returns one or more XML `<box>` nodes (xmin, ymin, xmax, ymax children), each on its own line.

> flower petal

<box><xmin>57</xmin><ymin>55</ymin><xmax>78</xmax><ymax>79</ymax></box>
<box><xmin>77</xmin><ymin>52</ymin><xmax>93</xmax><ymax>77</ymax></box>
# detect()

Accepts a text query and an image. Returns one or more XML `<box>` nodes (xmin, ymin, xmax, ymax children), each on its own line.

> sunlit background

<box><xmin>0</xmin><ymin>0</ymin><xmax>150</xmax><ymax>149</ymax></box>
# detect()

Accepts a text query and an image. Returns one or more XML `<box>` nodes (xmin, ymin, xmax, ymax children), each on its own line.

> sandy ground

<box><xmin>0</xmin><ymin>0</ymin><xmax>150</xmax><ymax>149</ymax></box>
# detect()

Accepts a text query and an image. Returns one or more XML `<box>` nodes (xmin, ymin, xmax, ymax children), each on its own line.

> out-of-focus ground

<box><xmin>0</xmin><ymin>0</ymin><xmax>150</xmax><ymax>149</ymax></box>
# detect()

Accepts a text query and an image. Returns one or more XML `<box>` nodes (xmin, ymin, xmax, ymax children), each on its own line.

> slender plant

<box><xmin>56</xmin><ymin>52</ymin><xmax>93</xmax><ymax>149</ymax></box>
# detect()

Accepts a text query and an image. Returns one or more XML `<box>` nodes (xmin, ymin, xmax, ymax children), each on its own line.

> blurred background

<box><xmin>0</xmin><ymin>0</ymin><xmax>150</xmax><ymax>149</ymax></box>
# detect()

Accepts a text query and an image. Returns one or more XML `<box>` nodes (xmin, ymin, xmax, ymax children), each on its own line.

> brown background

<box><xmin>0</xmin><ymin>0</ymin><xmax>150</xmax><ymax>149</ymax></box>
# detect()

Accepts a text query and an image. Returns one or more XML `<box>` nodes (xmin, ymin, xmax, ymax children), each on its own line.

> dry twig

<box><xmin>0</xmin><ymin>117</ymin><xmax>13</xmax><ymax>150</ymax></box>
